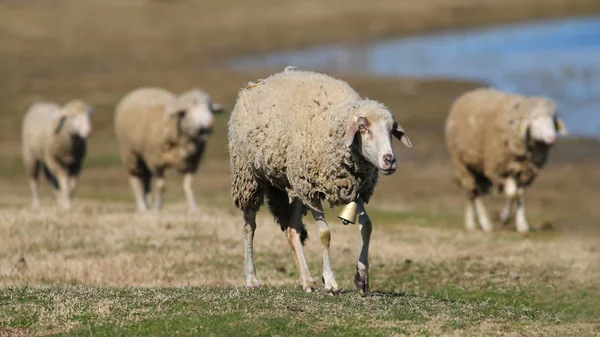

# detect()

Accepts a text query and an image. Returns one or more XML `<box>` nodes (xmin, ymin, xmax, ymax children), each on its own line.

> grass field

<box><xmin>1</xmin><ymin>0</ymin><xmax>600</xmax><ymax>335</ymax></box>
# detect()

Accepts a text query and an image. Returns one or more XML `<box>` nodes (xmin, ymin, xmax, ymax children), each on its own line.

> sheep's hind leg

<box><xmin>243</xmin><ymin>210</ymin><xmax>260</xmax><ymax>288</ymax></box>
<box><xmin>515</xmin><ymin>189</ymin><xmax>530</xmax><ymax>233</ymax></box>
<box><xmin>288</xmin><ymin>199</ymin><xmax>317</xmax><ymax>293</ymax></box>
<box><xmin>310</xmin><ymin>201</ymin><xmax>339</xmax><ymax>295</ymax></box>
<box><xmin>473</xmin><ymin>194</ymin><xmax>493</xmax><ymax>232</ymax></box>
<box><xmin>355</xmin><ymin>198</ymin><xmax>372</xmax><ymax>296</ymax></box>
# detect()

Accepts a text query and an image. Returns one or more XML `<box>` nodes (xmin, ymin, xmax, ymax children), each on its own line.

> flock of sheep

<box><xmin>20</xmin><ymin>66</ymin><xmax>567</xmax><ymax>295</ymax></box>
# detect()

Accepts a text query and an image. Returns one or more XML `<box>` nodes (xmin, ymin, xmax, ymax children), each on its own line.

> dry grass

<box><xmin>1</xmin><ymin>197</ymin><xmax>599</xmax><ymax>290</ymax></box>
<box><xmin>1</xmin><ymin>0</ymin><xmax>600</xmax><ymax>335</ymax></box>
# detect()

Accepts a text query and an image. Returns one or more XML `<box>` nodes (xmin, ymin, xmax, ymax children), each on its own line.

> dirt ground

<box><xmin>0</xmin><ymin>0</ymin><xmax>600</xmax><ymax>334</ymax></box>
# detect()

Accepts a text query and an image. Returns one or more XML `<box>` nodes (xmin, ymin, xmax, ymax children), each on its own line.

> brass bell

<box><xmin>337</xmin><ymin>201</ymin><xmax>358</xmax><ymax>225</ymax></box>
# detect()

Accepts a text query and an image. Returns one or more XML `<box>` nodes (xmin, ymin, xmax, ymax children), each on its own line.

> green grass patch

<box><xmin>1</xmin><ymin>285</ymin><xmax>597</xmax><ymax>336</ymax></box>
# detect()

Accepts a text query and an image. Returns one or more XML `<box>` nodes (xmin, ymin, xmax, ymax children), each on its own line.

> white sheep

<box><xmin>114</xmin><ymin>87</ymin><xmax>224</xmax><ymax>212</ymax></box>
<box><xmin>21</xmin><ymin>99</ymin><xmax>94</xmax><ymax>209</ymax></box>
<box><xmin>445</xmin><ymin>88</ymin><xmax>567</xmax><ymax>232</ymax></box>
<box><xmin>228</xmin><ymin>68</ymin><xmax>413</xmax><ymax>295</ymax></box>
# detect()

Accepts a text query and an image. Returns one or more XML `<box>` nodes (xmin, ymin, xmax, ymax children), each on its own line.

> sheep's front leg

<box><xmin>500</xmin><ymin>177</ymin><xmax>517</xmax><ymax>224</ymax></box>
<box><xmin>45</xmin><ymin>158</ymin><xmax>71</xmax><ymax>210</ymax></box>
<box><xmin>182</xmin><ymin>172</ymin><xmax>198</xmax><ymax>213</ymax></box>
<box><xmin>243</xmin><ymin>210</ymin><xmax>260</xmax><ymax>288</ymax></box>
<box><xmin>473</xmin><ymin>194</ymin><xmax>493</xmax><ymax>232</ymax></box>
<box><xmin>310</xmin><ymin>202</ymin><xmax>339</xmax><ymax>295</ymax></box>
<box><xmin>153</xmin><ymin>172</ymin><xmax>166</xmax><ymax>210</ymax></box>
<box><xmin>129</xmin><ymin>175</ymin><xmax>149</xmax><ymax>212</ymax></box>
<box><xmin>287</xmin><ymin>200</ymin><xmax>317</xmax><ymax>293</ymax></box>
<box><xmin>56</xmin><ymin>173</ymin><xmax>71</xmax><ymax>210</ymax></box>
<box><xmin>464</xmin><ymin>198</ymin><xmax>477</xmax><ymax>230</ymax></box>
<box><xmin>515</xmin><ymin>188</ymin><xmax>530</xmax><ymax>232</ymax></box>
<box><xmin>355</xmin><ymin>198</ymin><xmax>371</xmax><ymax>296</ymax></box>
<box><xmin>29</xmin><ymin>178</ymin><xmax>41</xmax><ymax>208</ymax></box>
<box><xmin>52</xmin><ymin>169</ymin><xmax>71</xmax><ymax>210</ymax></box>
<box><xmin>68</xmin><ymin>176</ymin><xmax>78</xmax><ymax>198</ymax></box>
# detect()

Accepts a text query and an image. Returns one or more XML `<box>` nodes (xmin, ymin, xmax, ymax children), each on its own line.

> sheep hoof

<box><xmin>354</xmin><ymin>271</ymin><xmax>369</xmax><ymax>297</ymax></box>
<box><xmin>303</xmin><ymin>281</ymin><xmax>318</xmax><ymax>293</ymax></box>
<box><xmin>245</xmin><ymin>277</ymin><xmax>261</xmax><ymax>289</ymax></box>
<box><xmin>324</xmin><ymin>288</ymin><xmax>340</xmax><ymax>296</ymax></box>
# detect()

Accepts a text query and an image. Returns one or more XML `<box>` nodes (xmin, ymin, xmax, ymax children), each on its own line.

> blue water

<box><xmin>229</xmin><ymin>16</ymin><xmax>600</xmax><ymax>138</ymax></box>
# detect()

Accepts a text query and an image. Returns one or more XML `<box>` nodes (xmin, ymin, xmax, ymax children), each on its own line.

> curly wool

<box><xmin>445</xmin><ymin>88</ymin><xmax>557</xmax><ymax>195</ymax></box>
<box><xmin>229</xmin><ymin>70</ymin><xmax>381</xmax><ymax>212</ymax></box>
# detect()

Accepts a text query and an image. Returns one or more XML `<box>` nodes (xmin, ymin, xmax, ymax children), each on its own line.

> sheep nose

<box><xmin>383</xmin><ymin>153</ymin><xmax>394</xmax><ymax>165</ymax></box>
<box><xmin>205</xmin><ymin>115</ymin><xmax>214</xmax><ymax>128</ymax></box>
<box><xmin>546</xmin><ymin>134</ymin><xmax>556</xmax><ymax>144</ymax></box>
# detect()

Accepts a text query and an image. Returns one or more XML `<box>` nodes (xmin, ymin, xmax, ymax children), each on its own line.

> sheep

<box><xmin>21</xmin><ymin>99</ymin><xmax>94</xmax><ymax>209</ymax></box>
<box><xmin>228</xmin><ymin>68</ymin><xmax>413</xmax><ymax>295</ymax></box>
<box><xmin>114</xmin><ymin>87</ymin><xmax>224</xmax><ymax>212</ymax></box>
<box><xmin>445</xmin><ymin>88</ymin><xmax>567</xmax><ymax>233</ymax></box>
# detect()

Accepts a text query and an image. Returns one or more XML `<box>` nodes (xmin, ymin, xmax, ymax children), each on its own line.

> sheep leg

<box><xmin>182</xmin><ymin>173</ymin><xmax>198</xmax><ymax>213</ymax></box>
<box><xmin>45</xmin><ymin>158</ymin><xmax>71</xmax><ymax>210</ymax></box>
<box><xmin>55</xmin><ymin>171</ymin><xmax>71</xmax><ymax>210</ymax></box>
<box><xmin>129</xmin><ymin>175</ymin><xmax>148</xmax><ymax>212</ymax></box>
<box><xmin>287</xmin><ymin>200</ymin><xmax>317</xmax><ymax>293</ymax></box>
<box><xmin>153</xmin><ymin>174</ymin><xmax>166</xmax><ymax>210</ymax></box>
<box><xmin>24</xmin><ymin>156</ymin><xmax>41</xmax><ymax>208</ymax></box>
<box><xmin>500</xmin><ymin>177</ymin><xmax>517</xmax><ymax>224</ymax></box>
<box><xmin>67</xmin><ymin>176</ymin><xmax>78</xmax><ymax>198</ymax></box>
<box><xmin>243</xmin><ymin>210</ymin><xmax>261</xmax><ymax>288</ymax></box>
<box><xmin>473</xmin><ymin>194</ymin><xmax>493</xmax><ymax>232</ymax></box>
<box><xmin>355</xmin><ymin>199</ymin><xmax>372</xmax><ymax>296</ymax></box>
<box><xmin>515</xmin><ymin>189</ymin><xmax>530</xmax><ymax>232</ymax></box>
<box><xmin>29</xmin><ymin>178</ymin><xmax>41</xmax><ymax>208</ymax></box>
<box><xmin>500</xmin><ymin>197</ymin><xmax>515</xmax><ymax>224</ymax></box>
<box><xmin>310</xmin><ymin>202</ymin><xmax>339</xmax><ymax>295</ymax></box>
<box><xmin>464</xmin><ymin>198</ymin><xmax>477</xmax><ymax>230</ymax></box>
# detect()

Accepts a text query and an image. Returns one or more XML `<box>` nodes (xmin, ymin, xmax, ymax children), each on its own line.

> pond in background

<box><xmin>229</xmin><ymin>16</ymin><xmax>600</xmax><ymax>138</ymax></box>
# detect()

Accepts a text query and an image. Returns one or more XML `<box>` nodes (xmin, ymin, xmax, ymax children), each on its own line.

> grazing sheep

<box><xmin>445</xmin><ymin>88</ymin><xmax>567</xmax><ymax>233</ymax></box>
<box><xmin>114</xmin><ymin>87</ymin><xmax>224</xmax><ymax>212</ymax></box>
<box><xmin>21</xmin><ymin>99</ymin><xmax>94</xmax><ymax>209</ymax></box>
<box><xmin>228</xmin><ymin>68</ymin><xmax>413</xmax><ymax>295</ymax></box>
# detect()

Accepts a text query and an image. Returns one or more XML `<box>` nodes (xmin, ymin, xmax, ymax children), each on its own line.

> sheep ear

<box><xmin>392</xmin><ymin>122</ymin><xmax>413</xmax><ymax>148</ymax></box>
<box><xmin>344</xmin><ymin>116</ymin><xmax>358</xmax><ymax>147</ymax></box>
<box><xmin>166</xmin><ymin>101</ymin><xmax>186</xmax><ymax>118</ymax></box>
<box><xmin>210</xmin><ymin>102</ymin><xmax>225</xmax><ymax>113</ymax></box>
<box><xmin>555</xmin><ymin>117</ymin><xmax>568</xmax><ymax>136</ymax></box>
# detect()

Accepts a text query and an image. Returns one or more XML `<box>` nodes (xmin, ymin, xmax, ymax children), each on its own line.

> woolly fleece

<box><xmin>228</xmin><ymin>69</ymin><xmax>398</xmax><ymax>212</ymax></box>
<box><xmin>445</xmin><ymin>88</ymin><xmax>558</xmax><ymax>195</ymax></box>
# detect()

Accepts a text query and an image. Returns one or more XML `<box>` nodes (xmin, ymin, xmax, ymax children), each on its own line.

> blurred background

<box><xmin>1</xmin><ymin>1</ymin><xmax>600</xmax><ymax>334</ymax></box>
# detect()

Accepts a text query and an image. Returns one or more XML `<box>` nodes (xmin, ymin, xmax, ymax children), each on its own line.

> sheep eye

<box><xmin>358</xmin><ymin>124</ymin><xmax>367</xmax><ymax>132</ymax></box>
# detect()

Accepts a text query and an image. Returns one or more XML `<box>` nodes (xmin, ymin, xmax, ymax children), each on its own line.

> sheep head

<box><xmin>174</xmin><ymin>89</ymin><xmax>225</xmax><ymax>138</ymax></box>
<box><xmin>520</xmin><ymin>98</ymin><xmax>567</xmax><ymax>145</ymax></box>
<box><xmin>343</xmin><ymin>100</ymin><xmax>413</xmax><ymax>175</ymax></box>
<box><xmin>58</xmin><ymin>99</ymin><xmax>94</xmax><ymax>138</ymax></box>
